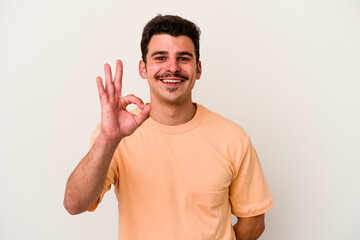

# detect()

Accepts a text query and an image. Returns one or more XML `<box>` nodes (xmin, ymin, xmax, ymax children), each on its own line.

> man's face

<box><xmin>139</xmin><ymin>34</ymin><xmax>202</xmax><ymax>105</ymax></box>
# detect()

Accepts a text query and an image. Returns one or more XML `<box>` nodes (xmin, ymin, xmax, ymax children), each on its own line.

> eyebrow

<box><xmin>150</xmin><ymin>51</ymin><xmax>194</xmax><ymax>58</ymax></box>
<box><xmin>178</xmin><ymin>51</ymin><xmax>194</xmax><ymax>58</ymax></box>
<box><xmin>151</xmin><ymin>51</ymin><xmax>168</xmax><ymax>57</ymax></box>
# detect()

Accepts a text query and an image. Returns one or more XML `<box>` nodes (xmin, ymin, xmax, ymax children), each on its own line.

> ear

<box><xmin>196</xmin><ymin>60</ymin><xmax>202</xmax><ymax>80</ymax></box>
<box><xmin>139</xmin><ymin>60</ymin><xmax>147</xmax><ymax>79</ymax></box>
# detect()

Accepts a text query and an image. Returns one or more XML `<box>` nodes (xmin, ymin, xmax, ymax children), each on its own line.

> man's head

<box><xmin>141</xmin><ymin>15</ymin><xmax>201</xmax><ymax>64</ymax></box>
<box><xmin>139</xmin><ymin>15</ymin><xmax>202</xmax><ymax>106</ymax></box>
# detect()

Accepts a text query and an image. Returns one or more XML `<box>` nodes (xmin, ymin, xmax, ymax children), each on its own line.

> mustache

<box><xmin>155</xmin><ymin>73</ymin><xmax>189</xmax><ymax>80</ymax></box>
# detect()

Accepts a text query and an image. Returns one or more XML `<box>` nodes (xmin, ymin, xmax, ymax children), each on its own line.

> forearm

<box><xmin>234</xmin><ymin>214</ymin><xmax>265</xmax><ymax>240</ymax></box>
<box><xmin>63</xmin><ymin>134</ymin><xmax>120</xmax><ymax>215</ymax></box>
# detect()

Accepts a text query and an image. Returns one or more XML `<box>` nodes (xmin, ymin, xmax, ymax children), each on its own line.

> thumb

<box><xmin>134</xmin><ymin>104</ymin><xmax>151</xmax><ymax>126</ymax></box>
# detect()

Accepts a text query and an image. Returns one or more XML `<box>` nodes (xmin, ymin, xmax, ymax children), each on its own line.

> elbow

<box><xmin>234</xmin><ymin>214</ymin><xmax>266</xmax><ymax>240</ymax></box>
<box><xmin>63</xmin><ymin>195</ymin><xmax>83</xmax><ymax>215</ymax></box>
<box><xmin>248</xmin><ymin>221</ymin><xmax>265</xmax><ymax>240</ymax></box>
<box><xmin>255</xmin><ymin>222</ymin><xmax>265</xmax><ymax>239</ymax></box>
<box><xmin>235</xmin><ymin>223</ymin><xmax>265</xmax><ymax>240</ymax></box>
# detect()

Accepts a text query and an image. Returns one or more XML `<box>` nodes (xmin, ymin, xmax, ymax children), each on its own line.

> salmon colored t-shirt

<box><xmin>89</xmin><ymin>103</ymin><xmax>273</xmax><ymax>240</ymax></box>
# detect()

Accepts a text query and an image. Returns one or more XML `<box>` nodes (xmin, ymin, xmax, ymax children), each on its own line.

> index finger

<box><xmin>114</xmin><ymin>59</ymin><xmax>123</xmax><ymax>95</ymax></box>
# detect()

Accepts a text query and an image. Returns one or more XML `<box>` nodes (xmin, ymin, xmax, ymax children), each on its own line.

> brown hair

<box><xmin>141</xmin><ymin>15</ymin><xmax>201</xmax><ymax>63</ymax></box>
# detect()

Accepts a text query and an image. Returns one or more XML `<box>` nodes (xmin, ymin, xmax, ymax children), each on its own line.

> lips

<box><xmin>161</xmin><ymin>79</ymin><xmax>183</xmax><ymax>83</ymax></box>
<box><xmin>160</xmin><ymin>78</ymin><xmax>184</xmax><ymax>88</ymax></box>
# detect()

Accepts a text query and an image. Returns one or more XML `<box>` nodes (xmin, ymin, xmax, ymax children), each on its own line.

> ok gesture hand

<box><xmin>96</xmin><ymin>60</ymin><xmax>151</xmax><ymax>143</ymax></box>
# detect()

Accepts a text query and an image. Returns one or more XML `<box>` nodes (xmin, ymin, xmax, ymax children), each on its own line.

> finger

<box><xmin>134</xmin><ymin>104</ymin><xmax>151</xmax><ymax>126</ymax></box>
<box><xmin>104</xmin><ymin>63</ymin><xmax>115</xmax><ymax>99</ymax></box>
<box><xmin>122</xmin><ymin>94</ymin><xmax>145</xmax><ymax>109</ymax></box>
<box><xmin>114</xmin><ymin>59</ymin><xmax>123</xmax><ymax>95</ymax></box>
<box><xmin>96</xmin><ymin>76</ymin><xmax>108</xmax><ymax>105</ymax></box>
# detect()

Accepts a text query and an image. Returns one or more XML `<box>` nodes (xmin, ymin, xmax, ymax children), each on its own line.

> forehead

<box><xmin>147</xmin><ymin>34</ymin><xmax>195</xmax><ymax>55</ymax></box>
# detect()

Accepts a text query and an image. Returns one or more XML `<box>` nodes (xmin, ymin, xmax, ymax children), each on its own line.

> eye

<box><xmin>155</xmin><ymin>56</ymin><xmax>166</xmax><ymax>61</ymax></box>
<box><xmin>178</xmin><ymin>57</ymin><xmax>189</xmax><ymax>61</ymax></box>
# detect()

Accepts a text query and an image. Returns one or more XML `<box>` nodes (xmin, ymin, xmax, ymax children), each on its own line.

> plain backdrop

<box><xmin>1</xmin><ymin>0</ymin><xmax>359</xmax><ymax>239</ymax></box>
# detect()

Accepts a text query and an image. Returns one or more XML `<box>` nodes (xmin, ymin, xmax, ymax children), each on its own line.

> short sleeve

<box><xmin>87</xmin><ymin>124</ymin><xmax>119</xmax><ymax>212</ymax></box>
<box><xmin>230</xmin><ymin>138</ymin><xmax>273</xmax><ymax>218</ymax></box>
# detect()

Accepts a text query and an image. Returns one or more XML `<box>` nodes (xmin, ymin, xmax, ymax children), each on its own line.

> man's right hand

<box><xmin>63</xmin><ymin>60</ymin><xmax>150</xmax><ymax>215</ymax></box>
<box><xmin>96</xmin><ymin>59</ymin><xmax>151</xmax><ymax>143</ymax></box>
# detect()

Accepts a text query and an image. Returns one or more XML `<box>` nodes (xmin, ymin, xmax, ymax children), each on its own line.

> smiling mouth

<box><xmin>155</xmin><ymin>73</ymin><xmax>189</xmax><ymax>83</ymax></box>
<box><xmin>160</xmin><ymin>79</ymin><xmax>184</xmax><ymax>83</ymax></box>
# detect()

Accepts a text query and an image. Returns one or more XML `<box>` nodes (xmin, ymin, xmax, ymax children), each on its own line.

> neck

<box><xmin>149</xmin><ymin>99</ymin><xmax>197</xmax><ymax>126</ymax></box>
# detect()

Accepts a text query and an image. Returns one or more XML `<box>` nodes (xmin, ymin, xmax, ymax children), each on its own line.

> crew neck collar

<box><xmin>144</xmin><ymin>103</ymin><xmax>204</xmax><ymax>134</ymax></box>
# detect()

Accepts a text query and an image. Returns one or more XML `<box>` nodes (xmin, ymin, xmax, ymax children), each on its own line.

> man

<box><xmin>64</xmin><ymin>15</ymin><xmax>273</xmax><ymax>240</ymax></box>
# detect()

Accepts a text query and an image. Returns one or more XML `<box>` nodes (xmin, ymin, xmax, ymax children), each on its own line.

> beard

<box><xmin>165</xmin><ymin>87</ymin><xmax>179</xmax><ymax>93</ymax></box>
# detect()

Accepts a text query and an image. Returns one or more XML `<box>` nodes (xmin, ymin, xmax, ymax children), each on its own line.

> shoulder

<box><xmin>198</xmin><ymin>105</ymin><xmax>254</xmax><ymax>168</ymax></box>
<box><xmin>200</xmin><ymin>104</ymin><xmax>249</xmax><ymax>141</ymax></box>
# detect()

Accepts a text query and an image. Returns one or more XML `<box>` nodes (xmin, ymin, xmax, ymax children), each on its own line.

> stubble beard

<box><xmin>165</xmin><ymin>87</ymin><xmax>179</xmax><ymax>93</ymax></box>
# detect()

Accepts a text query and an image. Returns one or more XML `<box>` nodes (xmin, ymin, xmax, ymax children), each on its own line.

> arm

<box><xmin>233</xmin><ymin>214</ymin><xmax>265</xmax><ymax>240</ymax></box>
<box><xmin>63</xmin><ymin>134</ymin><xmax>118</xmax><ymax>215</ymax></box>
<box><xmin>63</xmin><ymin>60</ymin><xmax>150</xmax><ymax>215</ymax></box>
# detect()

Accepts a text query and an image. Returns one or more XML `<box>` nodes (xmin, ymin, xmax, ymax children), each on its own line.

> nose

<box><xmin>166</xmin><ymin>58</ymin><xmax>180</xmax><ymax>73</ymax></box>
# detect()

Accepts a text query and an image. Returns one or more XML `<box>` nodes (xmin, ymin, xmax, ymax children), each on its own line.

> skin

<box><xmin>139</xmin><ymin>34</ymin><xmax>202</xmax><ymax>125</ymax></box>
<box><xmin>234</xmin><ymin>214</ymin><xmax>265</xmax><ymax>240</ymax></box>
<box><xmin>63</xmin><ymin>34</ymin><xmax>265</xmax><ymax>239</ymax></box>
<box><xmin>63</xmin><ymin>60</ymin><xmax>151</xmax><ymax>214</ymax></box>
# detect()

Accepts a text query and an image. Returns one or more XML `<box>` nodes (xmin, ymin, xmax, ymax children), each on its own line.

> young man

<box><xmin>64</xmin><ymin>15</ymin><xmax>273</xmax><ymax>240</ymax></box>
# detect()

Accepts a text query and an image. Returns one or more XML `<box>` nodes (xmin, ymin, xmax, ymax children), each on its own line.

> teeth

<box><xmin>161</xmin><ymin>79</ymin><xmax>182</xmax><ymax>83</ymax></box>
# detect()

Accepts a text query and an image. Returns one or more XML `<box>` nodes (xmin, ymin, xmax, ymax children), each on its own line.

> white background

<box><xmin>1</xmin><ymin>0</ymin><xmax>359</xmax><ymax>239</ymax></box>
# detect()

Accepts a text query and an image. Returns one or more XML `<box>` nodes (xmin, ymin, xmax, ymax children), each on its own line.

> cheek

<box><xmin>148</xmin><ymin>65</ymin><xmax>164</xmax><ymax>76</ymax></box>
<box><xmin>185</xmin><ymin>66</ymin><xmax>198</xmax><ymax>77</ymax></box>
